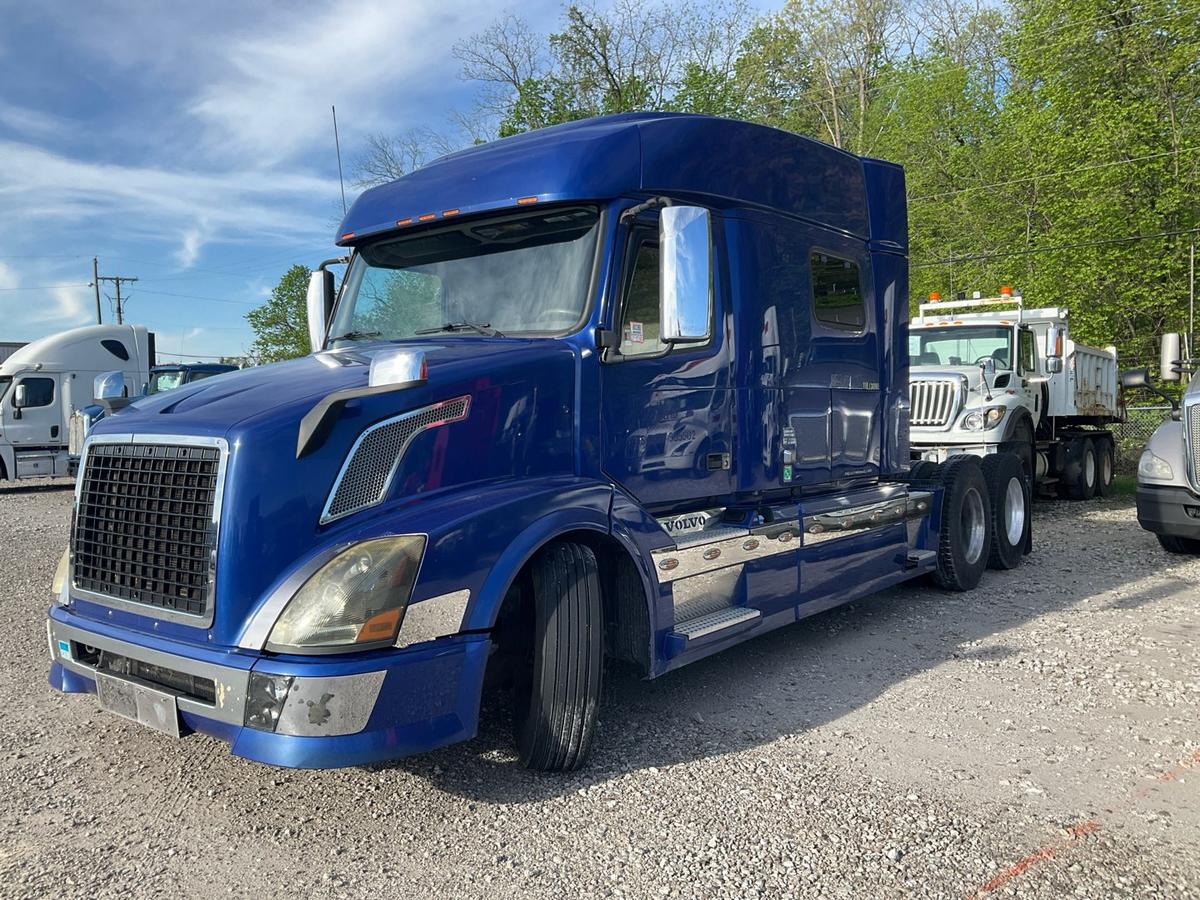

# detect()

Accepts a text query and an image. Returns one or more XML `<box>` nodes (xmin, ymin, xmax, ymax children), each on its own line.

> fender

<box><xmin>1000</xmin><ymin>408</ymin><xmax>1034</xmax><ymax>443</ymax></box>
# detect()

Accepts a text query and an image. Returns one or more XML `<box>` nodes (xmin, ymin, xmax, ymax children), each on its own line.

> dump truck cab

<box><xmin>48</xmin><ymin>113</ymin><xmax>1020</xmax><ymax>771</ymax></box>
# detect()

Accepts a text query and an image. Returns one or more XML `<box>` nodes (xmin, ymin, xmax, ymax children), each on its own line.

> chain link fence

<box><xmin>1113</xmin><ymin>405</ymin><xmax>1173</xmax><ymax>474</ymax></box>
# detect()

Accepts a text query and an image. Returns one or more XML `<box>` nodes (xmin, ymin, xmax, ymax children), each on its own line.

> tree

<box><xmin>246</xmin><ymin>265</ymin><xmax>312</xmax><ymax>363</ymax></box>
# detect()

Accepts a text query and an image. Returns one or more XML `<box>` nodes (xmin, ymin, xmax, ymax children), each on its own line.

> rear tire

<box><xmin>1157</xmin><ymin>534</ymin><xmax>1200</xmax><ymax>555</ymax></box>
<box><xmin>1060</xmin><ymin>437</ymin><xmax>1097</xmax><ymax>501</ymax></box>
<box><xmin>514</xmin><ymin>541</ymin><xmax>604</xmax><ymax>772</ymax></box>
<box><xmin>1094</xmin><ymin>438</ymin><xmax>1115</xmax><ymax>496</ymax></box>
<box><xmin>909</xmin><ymin>460</ymin><xmax>939</xmax><ymax>483</ymax></box>
<box><xmin>979</xmin><ymin>453</ymin><xmax>1029</xmax><ymax>569</ymax></box>
<box><xmin>932</xmin><ymin>457</ymin><xmax>993</xmax><ymax>592</ymax></box>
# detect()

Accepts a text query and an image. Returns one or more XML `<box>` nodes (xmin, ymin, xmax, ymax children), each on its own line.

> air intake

<box><xmin>321</xmin><ymin>396</ymin><xmax>470</xmax><ymax>523</ymax></box>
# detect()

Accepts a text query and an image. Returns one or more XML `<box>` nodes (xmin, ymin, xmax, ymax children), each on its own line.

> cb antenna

<box><xmin>332</xmin><ymin>105</ymin><xmax>347</xmax><ymax>216</ymax></box>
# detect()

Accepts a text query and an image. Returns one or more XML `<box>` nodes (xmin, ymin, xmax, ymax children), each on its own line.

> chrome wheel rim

<box><xmin>962</xmin><ymin>487</ymin><xmax>987</xmax><ymax>565</ymax></box>
<box><xmin>1085</xmin><ymin>450</ymin><xmax>1096</xmax><ymax>488</ymax></box>
<box><xmin>1004</xmin><ymin>476</ymin><xmax>1026</xmax><ymax>546</ymax></box>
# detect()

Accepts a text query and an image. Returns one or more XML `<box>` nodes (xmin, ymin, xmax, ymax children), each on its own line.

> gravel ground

<box><xmin>1</xmin><ymin>480</ymin><xmax>1197</xmax><ymax>899</ymax></box>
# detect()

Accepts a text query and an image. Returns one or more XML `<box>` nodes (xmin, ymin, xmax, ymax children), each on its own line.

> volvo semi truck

<box><xmin>0</xmin><ymin>323</ymin><xmax>153</xmax><ymax>481</ymax></box>
<box><xmin>909</xmin><ymin>291</ymin><xmax>1120</xmax><ymax>499</ymax></box>
<box><xmin>46</xmin><ymin>113</ymin><xmax>1027</xmax><ymax>771</ymax></box>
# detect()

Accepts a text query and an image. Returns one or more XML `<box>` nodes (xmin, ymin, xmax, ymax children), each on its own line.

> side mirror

<box><xmin>94</xmin><ymin>371</ymin><xmax>126</xmax><ymax>401</ymax></box>
<box><xmin>1160</xmin><ymin>332</ymin><xmax>1182</xmax><ymax>383</ymax></box>
<box><xmin>659</xmin><ymin>206</ymin><xmax>712</xmax><ymax>344</ymax></box>
<box><xmin>13</xmin><ymin>383</ymin><xmax>27</xmax><ymax>409</ymax></box>
<box><xmin>307</xmin><ymin>269</ymin><xmax>336</xmax><ymax>353</ymax></box>
<box><xmin>1120</xmin><ymin>367</ymin><xmax>1150</xmax><ymax>389</ymax></box>
<box><xmin>1044</xmin><ymin>324</ymin><xmax>1064</xmax><ymax>374</ymax></box>
<box><xmin>979</xmin><ymin>358</ymin><xmax>996</xmax><ymax>378</ymax></box>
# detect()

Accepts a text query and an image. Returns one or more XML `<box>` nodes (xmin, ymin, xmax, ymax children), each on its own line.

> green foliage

<box><xmin>246</xmin><ymin>265</ymin><xmax>312</xmax><ymax>363</ymax></box>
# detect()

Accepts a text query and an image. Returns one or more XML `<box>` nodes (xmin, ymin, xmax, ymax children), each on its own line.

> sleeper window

<box><xmin>618</xmin><ymin>240</ymin><xmax>666</xmax><ymax>357</ymax></box>
<box><xmin>811</xmin><ymin>252</ymin><xmax>865</xmax><ymax>330</ymax></box>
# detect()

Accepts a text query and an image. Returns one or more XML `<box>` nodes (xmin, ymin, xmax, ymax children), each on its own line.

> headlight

<box><xmin>266</xmin><ymin>535</ymin><xmax>425</xmax><ymax>653</ymax></box>
<box><xmin>961</xmin><ymin>406</ymin><xmax>1007</xmax><ymax>431</ymax></box>
<box><xmin>1138</xmin><ymin>450</ymin><xmax>1174</xmax><ymax>481</ymax></box>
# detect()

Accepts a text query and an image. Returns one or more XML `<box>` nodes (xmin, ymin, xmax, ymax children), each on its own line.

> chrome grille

<box><xmin>1187</xmin><ymin>402</ymin><xmax>1200</xmax><ymax>490</ymax></box>
<box><xmin>72</xmin><ymin>439</ymin><xmax>225</xmax><ymax>621</ymax></box>
<box><xmin>909</xmin><ymin>379</ymin><xmax>960</xmax><ymax>427</ymax></box>
<box><xmin>322</xmin><ymin>396</ymin><xmax>470</xmax><ymax>523</ymax></box>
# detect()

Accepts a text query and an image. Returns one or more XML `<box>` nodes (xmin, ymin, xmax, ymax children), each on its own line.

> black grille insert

<box><xmin>72</xmin><ymin>441</ymin><xmax>222</xmax><ymax>618</ymax></box>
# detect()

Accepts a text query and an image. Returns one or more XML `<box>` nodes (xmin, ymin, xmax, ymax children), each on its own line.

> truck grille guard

<box><xmin>1186</xmin><ymin>399</ymin><xmax>1200</xmax><ymax>493</ymax></box>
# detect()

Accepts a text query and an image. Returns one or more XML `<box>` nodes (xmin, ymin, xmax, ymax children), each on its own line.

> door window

<box><xmin>811</xmin><ymin>252</ymin><xmax>865</xmax><ymax>330</ymax></box>
<box><xmin>1019</xmin><ymin>329</ymin><xmax>1036</xmax><ymax>374</ymax></box>
<box><xmin>617</xmin><ymin>239</ymin><xmax>666</xmax><ymax>358</ymax></box>
<box><xmin>18</xmin><ymin>376</ymin><xmax>54</xmax><ymax>408</ymax></box>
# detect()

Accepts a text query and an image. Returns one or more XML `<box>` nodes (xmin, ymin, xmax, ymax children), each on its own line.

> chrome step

<box><xmin>672</xmin><ymin>607</ymin><xmax>761</xmax><ymax>641</ymax></box>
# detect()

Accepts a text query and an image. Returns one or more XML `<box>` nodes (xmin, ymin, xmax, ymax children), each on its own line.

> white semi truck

<box><xmin>908</xmin><ymin>289</ymin><xmax>1121</xmax><ymax>499</ymax></box>
<box><xmin>0</xmin><ymin>324</ymin><xmax>154</xmax><ymax>481</ymax></box>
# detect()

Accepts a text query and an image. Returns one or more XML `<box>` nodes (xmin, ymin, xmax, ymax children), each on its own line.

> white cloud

<box><xmin>175</xmin><ymin>225</ymin><xmax>209</xmax><ymax>268</ymax></box>
<box><xmin>0</xmin><ymin>100</ymin><xmax>67</xmax><ymax>139</ymax></box>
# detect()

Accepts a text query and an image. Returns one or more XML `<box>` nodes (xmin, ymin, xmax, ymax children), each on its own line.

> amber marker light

<box><xmin>340</xmin><ymin>232</ymin><xmax>355</xmax><ymax>241</ymax></box>
<box><xmin>999</xmin><ymin>285</ymin><xmax>1013</xmax><ymax>296</ymax></box>
<box><xmin>396</xmin><ymin>217</ymin><xmax>413</xmax><ymax>226</ymax></box>
<box><xmin>418</xmin><ymin>213</ymin><xmax>437</xmax><ymax>221</ymax></box>
<box><xmin>928</xmin><ymin>291</ymin><xmax>941</xmax><ymax>301</ymax></box>
<box><xmin>442</xmin><ymin>208</ymin><xmax>460</xmax><ymax>217</ymax></box>
<box><xmin>516</xmin><ymin>196</ymin><xmax>539</xmax><ymax>205</ymax></box>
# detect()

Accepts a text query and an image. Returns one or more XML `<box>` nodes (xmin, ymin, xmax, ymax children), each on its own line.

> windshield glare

<box><xmin>329</xmin><ymin>206</ymin><xmax>600</xmax><ymax>346</ymax></box>
<box><xmin>910</xmin><ymin>326</ymin><xmax>1013</xmax><ymax>369</ymax></box>
<box><xmin>148</xmin><ymin>371</ymin><xmax>183</xmax><ymax>394</ymax></box>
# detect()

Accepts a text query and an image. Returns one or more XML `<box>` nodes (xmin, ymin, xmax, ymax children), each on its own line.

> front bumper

<box><xmin>910</xmin><ymin>441</ymin><xmax>998</xmax><ymax>464</ymax></box>
<box><xmin>47</xmin><ymin>606</ymin><xmax>489</xmax><ymax>769</ymax></box>
<box><xmin>1136</xmin><ymin>483</ymin><xmax>1200</xmax><ymax>540</ymax></box>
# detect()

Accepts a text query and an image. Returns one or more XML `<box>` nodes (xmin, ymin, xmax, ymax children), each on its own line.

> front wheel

<box><xmin>1157</xmin><ymin>534</ymin><xmax>1200</xmax><ymax>555</ymax></box>
<box><xmin>932</xmin><ymin>456</ymin><xmax>993</xmax><ymax>591</ymax></box>
<box><xmin>514</xmin><ymin>541</ymin><xmax>604</xmax><ymax>772</ymax></box>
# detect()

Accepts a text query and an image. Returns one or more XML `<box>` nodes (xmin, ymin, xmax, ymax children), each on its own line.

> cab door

<box><xmin>8</xmin><ymin>374</ymin><xmax>61</xmax><ymax>446</ymax></box>
<box><xmin>599</xmin><ymin>212</ymin><xmax>735</xmax><ymax>511</ymax></box>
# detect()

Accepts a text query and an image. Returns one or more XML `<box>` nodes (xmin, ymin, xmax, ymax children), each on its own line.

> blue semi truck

<box><xmin>47</xmin><ymin>113</ymin><xmax>1028</xmax><ymax>771</ymax></box>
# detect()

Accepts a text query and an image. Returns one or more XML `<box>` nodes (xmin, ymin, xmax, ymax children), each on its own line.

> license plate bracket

<box><xmin>95</xmin><ymin>671</ymin><xmax>182</xmax><ymax>738</ymax></box>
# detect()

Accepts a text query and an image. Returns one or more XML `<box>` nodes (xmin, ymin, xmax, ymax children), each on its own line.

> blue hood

<box><xmin>84</xmin><ymin>338</ymin><xmax>579</xmax><ymax>646</ymax></box>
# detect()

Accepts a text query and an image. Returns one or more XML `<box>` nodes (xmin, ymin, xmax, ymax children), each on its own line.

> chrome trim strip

<box><xmin>652</xmin><ymin>521</ymin><xmax>798</xmax><ymax>584</ymax></box>
<box><xmin>803</xmin><ymin>493</ymin><xmax>931</xmax><ymax>545</ymax></box>
<box><xmin>320</xmin><ymin>396</ymin><xmax>471</xmax><ymax>524</ymax></box>
<box><xmin>48</xmin><ymin>617</ymin><xmax>248</xmax><ymax>725</ymax></box>
<box><xmin>71</xmin><ymin>433</ymin><xmax>229</xmax><ymax>629</ymax></box>
<box><xmin>1185</xmin><ymin>398</ymin><xmax>1200</xmax><ymax>493</ymax></box>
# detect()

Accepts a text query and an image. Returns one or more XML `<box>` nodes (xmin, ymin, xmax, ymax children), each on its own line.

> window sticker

<box><xmin>628</xmin><ymin>321</ymin><xmax>644</xmax><ymax>343</ymax></box>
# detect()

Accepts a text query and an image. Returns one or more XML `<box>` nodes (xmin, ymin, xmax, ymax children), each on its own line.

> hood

<box><xmin>910</xmin><ymin>365</ymin><xmax>995</xmax><ymax>391</ymax></box>
<box><xmin>80</xmin><ymin>337</ymin><xmax>579</xmax><ymax>648</ymax></box>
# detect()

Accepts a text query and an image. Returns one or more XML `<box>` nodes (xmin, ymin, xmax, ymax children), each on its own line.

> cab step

<box><xmin>671</xmin><ymin>606</ymin><xmax>761</xmax><ymax>644</ymax></box>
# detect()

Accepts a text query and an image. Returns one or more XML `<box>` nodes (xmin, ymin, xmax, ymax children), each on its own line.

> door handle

<box><xmin>51</xmin><ymin>425</ymin><xmax>60</xmax><ymax>440</ymax></box>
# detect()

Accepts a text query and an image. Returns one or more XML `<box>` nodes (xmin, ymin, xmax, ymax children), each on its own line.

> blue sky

<box><xmin>0</xmin><ymin>0</ymin><xmax>571</xmax><ymax>360</ymax></box>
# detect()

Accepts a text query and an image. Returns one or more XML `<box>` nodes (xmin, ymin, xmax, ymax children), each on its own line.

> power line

<box><xmin>0</xmin><ymin>283</ymin><xmax>91</xmax><ymax>290</ymax></box>
<box><xmin>134</xmin><ymin>288</ymin><xmax>259</xmax><ymax>305</ymax></box>
<box><xmin>909</xmin><ymin>146</ymin><xmax>1200</xmax><ymax>202</ymax></box>
<box><xmin>912</xmin><ymin>227</ymin><xmax>1200</xmax><ymax>268</ymax></box>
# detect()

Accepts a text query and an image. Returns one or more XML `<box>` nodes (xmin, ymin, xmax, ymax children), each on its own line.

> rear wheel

<box><xmin>514</xmin><ymin>541</ymin><xmax>604</xmax><ymax>772</ymax></box>
<box><xmin>932</xmin><ymin>457</ymin><xmax>993</xmax><ymax>592</ymax></box>
<box><xmin>1060</xmin><ymin>437</ymin><xmax>1097</xmax><ymax>501</ymax></box>
<box><xmin>1094</xmin><ymin>438</ymin><xmax>1115</xmax><ymax>496</ymax></box>
<box><xmin>980</xmin><ymin>453</ymin><xmax>1029</xmax><ymax>569</ymax></box>
<box><xmin>1157</xmin><ymin>534</ymin><xmax>1200</xmax><ymax>555</ymax></box>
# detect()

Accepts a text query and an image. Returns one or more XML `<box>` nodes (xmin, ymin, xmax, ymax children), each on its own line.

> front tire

<box><xmin>932</xmin><ymin>457</ymin><xmax>993</xmax><ymax>591</ymax></box>
<box><xmin>514</xmin><ymin>541</ymin><xmax>604</xmax><ymax>772</ymax></box>
<box><xmin>1157</xmin><ymin>534</ymin><xmax>1200</xmax><ymax>555</ymax></box>
<box><xmin>980</xmin><ymin>453</ymin><xmax>1029</xmax><ymax>569</ymax></box>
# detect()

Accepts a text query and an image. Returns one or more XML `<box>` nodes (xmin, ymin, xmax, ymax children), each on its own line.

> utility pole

<box><xmin>90</xmin><ymin>257</ymin><xmax>102</xmax><ymax>324</ymax></box>
<box><xmin>96</xmin><ymin>274</ymin><xmax>138</xmax><ymax>325</ymax></box>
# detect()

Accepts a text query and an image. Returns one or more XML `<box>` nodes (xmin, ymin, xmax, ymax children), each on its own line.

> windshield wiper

<box><xmin>327</xmin><ymin>330</ymin><xmax>382</xmax><ymax>342</ymax></box>
<box><xmin>414</xmin><ymin>322</ymin><xmax>505</xmax><ymax>337</ymax></box>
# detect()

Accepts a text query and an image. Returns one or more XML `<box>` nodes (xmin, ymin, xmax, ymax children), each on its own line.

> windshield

<box><xmin>328</xmin><ymin>206</ymin><xmax>600</xmax><ymax>345</ymax></box>
<box><xmin>910</xmin><ymin>326</ymin><xmax>1014</xmax><ymax>369</ymax></box>
<box><xmin>148</xmin><ymin>370</ymin><xmax>184</xmax><ymax>394</ymax></box>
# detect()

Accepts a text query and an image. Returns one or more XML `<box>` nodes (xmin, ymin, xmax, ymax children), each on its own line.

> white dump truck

<box><xmin>908</xmin><ymin>289</ymin><xmax>1121</xmax><ymax>499</ymax></box>
<box><xmin>0</xmin><ymin>324</ymin><xmax>154</xmax><ymax>481</ymax></box>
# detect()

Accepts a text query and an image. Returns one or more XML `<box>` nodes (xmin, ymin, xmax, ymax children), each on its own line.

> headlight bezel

<box><xmin>264</xmin><ymin>534</ymin><xmax>426</xmax><ymax>655</ymax></box>
<box><xmin>1138</xmin><ymin>450</ymin><xmax>1174</xmax><ymax>482</ymax></box>
<box><xmin>960</xmin><ymin>405</ymin><xmax>1008</xmax><ymax>432</ymax></box>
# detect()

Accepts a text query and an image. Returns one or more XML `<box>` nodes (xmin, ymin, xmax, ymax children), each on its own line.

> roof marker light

<box><xmin>396</xmin><ymin>217</ymin><xmax>413</xmax><ymax>226</ymax></box>
<box><xmin>516</xmin><ymin>196</ymin><xmax>539</xmax><ymax>205</ymax></box>
<box><xmin>340</xmin><ymin>232</ymin><xmax>355</xmax><ymax>241</ymax></box>
<box><xmin>929</xmin><ymin>291</ymin><xmax>941</xmax><ymax>301</ymax></box>
<box><xmin>999</xmin><ymin>285</ymin><xmax>1013</xmax><ymax>296</ymax></box>
<box><xmin>442</xmin><ymin>208</ymin><xmax>460</xmax><ymax>217</ymax></box>
<box><xmin>418</xmin><ymin>213</ymin><xmax>437</xmax><ymax>222</ymax></box>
